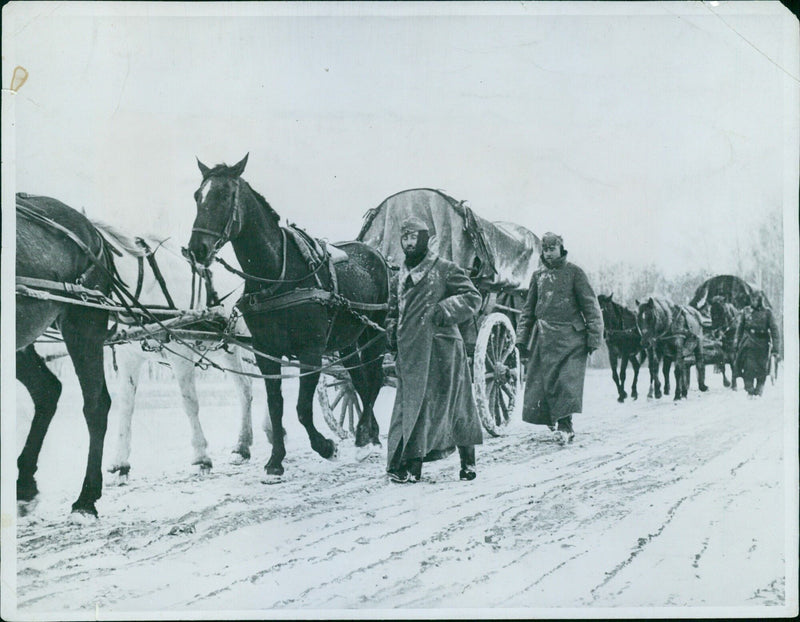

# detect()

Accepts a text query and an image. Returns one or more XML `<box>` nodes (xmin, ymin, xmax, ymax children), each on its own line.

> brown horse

<box><xmin>707</xmin><ymin>295</ymin><xmax>740</xmax><ymax>389</ymax></box>
<box><xmin>16</xmin><ymin>193</ymin><xmax>117</xmax><ymax>521</ymax></box>
<box><xmin>597</xmin><ymin>294</ymin><xmax>646</xmax><ymax>402</ymax></box>
<box><xmin>637</xmin><ymin>296</ymin><xmax>709</xmax><ymax>401</ymax></box>
<box><xmin>186</xmin><ymin>155</ymin><xmax>389</xmax><ymax>480</ymax></box>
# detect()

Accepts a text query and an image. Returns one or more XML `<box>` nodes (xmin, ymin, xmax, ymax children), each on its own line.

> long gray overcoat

<box><xmin>516</xmin><ymin>252</ymin><xmax>603</xmax><ymax>425</ymax></box>
<box><xmin>386</xmin><ymin>252</ymin><xmax>483</xmax><ymax>468</ymax></box>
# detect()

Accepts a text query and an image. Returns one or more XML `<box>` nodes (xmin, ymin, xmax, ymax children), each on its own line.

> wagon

<box><xmin>316</xmin><ymin>188</ymin><xmax>541</xmax><ymax>438</ymax></box>
<box><xmin>690</xmin><ymin>274</ymin><xmax>780</xmax><ymax>383</ymax></box>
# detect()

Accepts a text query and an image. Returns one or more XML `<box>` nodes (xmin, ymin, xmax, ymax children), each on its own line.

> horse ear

<box><xmin>608</xmin><ymin>293</ymin><xmax>613</xmax><ymax>301</ymax></box>
<box><xmin>230</xmin><ymin>153</ymin><xmax>249</xmax><ymax>177</ymax></box>
<box><xmin>635</xmin><ymin>299</ymin><xmax>640</xmax><ymax>307</ymax></box>
<box><xmin>197</xmin><ymin>158</ymin><xmax>210</xmax><ymax>178</ymax></box>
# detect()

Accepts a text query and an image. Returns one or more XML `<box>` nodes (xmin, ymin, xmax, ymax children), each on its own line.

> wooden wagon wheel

<box><xmin>316</xmin><ymin>373</ymin><xmax>361</xmax><ymax>440</ymax></box>
<box><xmin>472</xmin><ymin>312</ymin><xmax>521</xmax><ymax>437</ymax></box>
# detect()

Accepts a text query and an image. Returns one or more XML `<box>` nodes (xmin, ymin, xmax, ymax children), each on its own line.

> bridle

<box><xmin>190</xmin><ymin>176</ymin><xmax>244</xmax><ymax>258</ymax></box>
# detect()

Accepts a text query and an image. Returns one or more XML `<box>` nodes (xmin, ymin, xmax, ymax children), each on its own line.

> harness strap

<box><xmin>238</xmin><ymin>287</ymin><xmax>334</xmax><ymax>316</ymax></box>
<box><xmin>135</xmin><ymin>257</ymin><xmax>145</xmax><ymax>300</ymax></box>
<box><xmin>142</xmin><ymin>243</ymin><xmax>176</xmax><ymax>309</ymax></box>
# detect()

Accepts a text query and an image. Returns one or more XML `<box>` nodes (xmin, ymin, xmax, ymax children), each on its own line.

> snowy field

<box><xmin>11</xmin><ymin>362</ymin><xmax>794</xmax><ymax>617</ymax></box>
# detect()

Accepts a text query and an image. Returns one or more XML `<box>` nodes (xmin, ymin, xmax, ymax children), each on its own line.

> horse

<box><xmin>597</xmin><ymin>294</ymin><xmax>646</xmax><ymax>402</ymax></box>
<box><xmin>15</xmin><ymin>193</ymin><xmax>117</xmax><ymax>521</ymax></box>
<box><xmin>706</xmin><ymin>295</ymin><xmax>740</xmax><ymax>389</ymax></box>
<box><xmin>91</xmin><ymin>224</ymin><xmax>258</xmax><ymax>483</ymax></box>
<box><xmin>637</xmin><ymin>296</ymin><xmax>708</xmax><ymax>401</ymax></box>
<box><xmin>186</xmin><ymin>154</ymin><xmax>388</xmax><ymax>480</ymax></box>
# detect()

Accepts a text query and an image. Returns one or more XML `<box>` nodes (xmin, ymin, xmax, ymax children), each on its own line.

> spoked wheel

<box><xmin>472</xmin><ymin>312</ymin><xmax>521</xmax><ymax>437</ymax></box>
<box><xmin>316</xmin><ymin>372</ymin><xmax>361</xmax><ymax>440</ymax></box>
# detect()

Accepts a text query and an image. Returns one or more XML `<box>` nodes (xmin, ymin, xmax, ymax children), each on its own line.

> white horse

<box><xmin>93</xmin><ymin>223</ymin><xmax>267</xmax><ymax>483</ymax></box>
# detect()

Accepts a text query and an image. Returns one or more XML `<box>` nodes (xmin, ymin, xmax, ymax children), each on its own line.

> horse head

<box><xmin>188</xmin><ymin>154</ymin><xmax>250</xmax><ymax>266</ymax></box>
<box><xmin>636</xmin><ymin>297</ymin><xmax>660</xmax><ymax>348</ymax></box>
<box><xmin>597</xmin><ymin>294</ymin><xmax>619</xmax><ymax>331</ymax></box>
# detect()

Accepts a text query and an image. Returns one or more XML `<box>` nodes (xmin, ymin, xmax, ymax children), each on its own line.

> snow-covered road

<box><xmin>10</xmin><ymin>365</ymin><xmax>795</xmax><ymax>616</ymax></box>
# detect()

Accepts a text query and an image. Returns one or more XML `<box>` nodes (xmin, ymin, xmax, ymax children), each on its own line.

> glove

<box><xmin>431</xmin><ymin>305</ymin><xmax>448</xmax><ymax>327</ymax></box>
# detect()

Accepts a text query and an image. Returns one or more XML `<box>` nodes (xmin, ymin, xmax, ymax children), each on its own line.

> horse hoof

<box><xmin>17</xmin><ymin>497</ymin><xmax>39</xmax><ymax>518</ymax></box>
<box><xmin>699</xmin><ymin>385</ymin><xmax>709</xmax><ymax>392</ymax></box>
<box><xmin>70</xmin><ymin>508</ymin><xmax>99</xmax><ymax>525</ymax></box>
<box><xmin>355</xmin><ymin>444</ymin><xmax>378</xmax><ymax>462</ymax></box>
<box><xmin>326</xmin><ymin>442</ymin><xmax>339</xmax><ymax>462</ymax></box>
<box><xmin>617</xmin><ymin>397</ymin><xmax>625</xmax><ymax>403</ymax></box>
<box><xmin>195</xmin><ymin>461</ymin><xmax>213</xmax><ymax>476</ymax></box>
<box><xmin>115</xmin><ymin>472</ymin><xmax>129</xmax><ymax>486</ymax></box>
<box><xmin>261</xmin><ymin>474</ymin><xmax>283</xmax><ymax>485</ymax></box>
<box><xmin>230</xmin><ymin>450</ymin><xmax>251</xmax><ymax>465</ymax></box>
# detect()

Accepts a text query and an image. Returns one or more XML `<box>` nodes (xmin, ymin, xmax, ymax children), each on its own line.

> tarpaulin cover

<box><xmin>689</xmin><ymin>274</ymin><xmax>768</xmax><ymax>310</ymax></box>
<box><xmin>357</xmin><ymin>188</ymin><xmax>540</xmax><ymax>293</ymax></box>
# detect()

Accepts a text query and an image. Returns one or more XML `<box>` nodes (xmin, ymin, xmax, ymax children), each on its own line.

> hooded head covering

<box><xmin>400</xmin><ymin>217</ymin><xmax>430</xmax><ymax>267</ymax></box>
<box><xmin>400</xmin><ymin>216</ymin><xmax>429</xmax><ymax>235</ymax></box>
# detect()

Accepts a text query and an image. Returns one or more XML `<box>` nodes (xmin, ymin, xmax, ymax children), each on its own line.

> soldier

<box><xmin>385</xmin><ymin>217</ymin><xmax>483</xmax><ymax>483</ymax></box>
<box><xmin>733</xmin><ymin>291</ymin><xmax>781</xmax><ymax>396</ymax></box>
<box><xmin>516</xmin><ymin>232</ymin><xmax>603</xmax><ymax>444</ymax></box>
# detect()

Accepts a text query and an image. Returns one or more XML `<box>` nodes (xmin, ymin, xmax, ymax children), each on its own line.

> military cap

<box><xmin>541</xmin><ymin>231</ymin><xmax>564</xmax><ymax>249</ymax></box>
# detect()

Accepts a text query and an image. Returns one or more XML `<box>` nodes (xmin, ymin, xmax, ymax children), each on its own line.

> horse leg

<box><xmin>61</xmin><ymin>310</ymin><xmax>111</xmax><ymax>520</ymax></box>
<box><xmin>647</xmin><ymin>348</ymin><xmax>661</xmax><ymax>399</ymax></box>
<box><xmin>696</xmin><ymin>348</ymin><xmax>708</xmax><ymax>392</ymax></box>
<box><xmin>662</xmin><ymin>357</ymin><xmax>672</xmax><ymax>396</ymax></box>
<box><xmin>608</xmin><ymin>350</ymin><xmax>623</xmax><ymax>402</ymax></box>
<box><xmin>630</xmin><ymin>353</ymin><xmax>641</xmax><ymax>400</ymax></box>
<box><xmin>107</xmin><ymin>346</ymin><xmax>146</xmax><ymax>484</ymax></box>
<box><xmin>619</xmin><ymin>356</ymin><xmax>629</xmax><ymax>401</ymax></box>
<box><xmin>258</xmin><ymin>358</ymin><xmax>286</xmax><ymax>477</ymax></box>
<box><xmin>347</xmin><ymin>332</ymin><xmax>385</xmax><ymax>458</ymax></box>
<box><xmin>297</xmin><ymin>355</ymin><xmax>338</xmax><ymax>461</ymax></box>
<box><xmin>167</xmin><ymin>351</ymin><xmax>212</xmax><ymax>473</ymax></box>
<box><xmin>673</xmin><ymin>360</ymin><xmax>684</xmax><ymax>401</ymax></box>
<box><xmin>16</xmin><ymin>345</ymin><xmax>62</xmax><ymax>514</ymax></box>
<box><xmin>223</xmin><ymin>348</ymin><xmax>254</xmax><ymax>463</ymax></box>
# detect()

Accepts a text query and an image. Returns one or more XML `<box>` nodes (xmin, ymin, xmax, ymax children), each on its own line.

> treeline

<box><xmin>588</xmin><ymin>207</ymin><xmax>783</xmax><ymax>320</ymax></box>
<box><xmin>585</xmin><ymin>208</ymin><xmax>784</xmax><ymax>369</ymax></box>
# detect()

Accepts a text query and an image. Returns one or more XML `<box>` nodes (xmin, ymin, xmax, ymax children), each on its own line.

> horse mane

<box><xmin>92</xmin><ymin>219</ymin><xmax>173</xmax><ymax>258</ymax></box>
<box><xmin>202</xmin><ymin>163</ymin><xmax>281</xmax><ymax>224</ymax></box>
<box><xmin>599</xmin><ymin>294</ymin><xmax>637</xmax><ymax>329</ymax></box>
<box><xmin>92</xmin><ymin>220</ymin><xmax>147</xmax><ymax>257</ymax></box>
<box><xmin>243</xmin><ymin>181</ymin><xmax>281</xmax><ymax>224</ymax></box>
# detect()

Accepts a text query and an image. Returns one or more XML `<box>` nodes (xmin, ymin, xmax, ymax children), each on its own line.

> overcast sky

<box><xmin>4</xmin><ymin>1</ymin><xmax>799</xmax><ymax>275</ymax></box>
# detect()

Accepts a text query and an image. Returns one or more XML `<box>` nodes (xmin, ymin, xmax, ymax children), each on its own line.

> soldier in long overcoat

<box><xmin>386</xmin><ymin>217</ymin><xmax>483</xmax><ymax>483</ymax></box>
<box><xmin>515</xmin><ymin>232</ymin><xmax>603</xmax><ymax>444</ymax></box>
<box><xmin>733</xmin><ymin>291</ymin><xmax>781</xmax><ymax>396</ymax></box>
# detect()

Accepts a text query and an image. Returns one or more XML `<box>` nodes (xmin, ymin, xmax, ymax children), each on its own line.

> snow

<box><xmin>8</xmin><ymin>364</ymin><xmax>795</xmax><ymax>618</ymax></box>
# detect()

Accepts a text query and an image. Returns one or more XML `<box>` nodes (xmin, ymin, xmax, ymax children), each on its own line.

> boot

<box><xmin>556</xmin><ymin>416</ymin><xmax>575</xmax><ymax>444</ymax></box>
<box><xmin>407</xmin><ymin>458</ymin><xmax>422</xmax><ymax>483</ymax></box>
<box><xmin>458</xmin><ymin>445</ymin><xmax>476</xmax><ymax>481</ymax></box>
<box><xmin>387</xmin><ymin>465</ymin><xmax>410</xmax><ymax>484</ymax></box>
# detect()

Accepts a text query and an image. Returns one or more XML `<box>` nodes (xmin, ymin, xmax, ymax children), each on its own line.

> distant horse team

<box><xmin>598</xmin><ymin>276</ymin><xmax>781</xmax><ymax>403</ymax></box>
<box><xmin>14</xmin><ymin>158</ymin><xmax>783</xmax><ymax>521</ymax></box>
